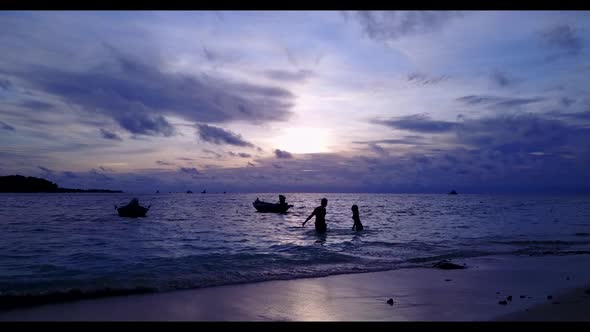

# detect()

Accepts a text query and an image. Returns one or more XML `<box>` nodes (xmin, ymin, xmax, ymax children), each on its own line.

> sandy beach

<box><xmin>1</xmin><ymin>254</ymin><xmax>589</xmax><ymax>321</ymax></box>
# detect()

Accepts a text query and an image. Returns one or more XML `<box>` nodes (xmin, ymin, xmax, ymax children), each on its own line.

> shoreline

<box><xmin>1</xmin><ymin>254</ymin><xmax>589</xmax><ymax>321</ymax></box>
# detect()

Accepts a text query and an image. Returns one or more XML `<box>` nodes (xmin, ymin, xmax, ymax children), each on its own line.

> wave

<box><xmin>490</xmin><ymin>239</ymin><xmax>590</xmax><ymax>246</ymax></box>
<box><xmin>405</xmin><ymin>250</ymin><xmax>494</xmax><ymax>264</ymax></box>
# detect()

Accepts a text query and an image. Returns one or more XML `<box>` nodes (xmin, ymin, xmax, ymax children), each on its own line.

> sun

<box><xmin>274</xmin><ymin>127</ymin><xmax>331</xmax><ymax>154</ymax></box>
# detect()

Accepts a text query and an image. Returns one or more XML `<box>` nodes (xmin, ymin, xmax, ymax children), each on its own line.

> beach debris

<box><xmin>520</xmin><ymin>295</ymin><xmax>526</xmax><ymax>298</ymax></box>
<box><xmin>387</xmin><ymin>298</ymin><xmax>394</xmax><ymax>305</ymax></box>
<box><xmin>547</xmin><ymin>295</ymin><xmax>553</xmax><ymax>300</ymax></box>
<box><xmin>498</xmin><ymin>300</ymin><xmax>508</xmax><ymax>305</ymax></box>
<box><xmin>496</xmin><ymin>291</ymin><xmax>501</xmax><ymax>294</ymax></box>
<box><xmin>445</xmin><ymin>279</ymin><xmax>452</xmax><ymax>282</ymax></box>
<box><xmin>506</xmin><ymin>296</ymin><xmax>512</xmax><ymax>301</ymax></box>
<box><xmin>433</xmin><ymin>260</ymin><xmax>466</xmax><ymax>270</ymax></box>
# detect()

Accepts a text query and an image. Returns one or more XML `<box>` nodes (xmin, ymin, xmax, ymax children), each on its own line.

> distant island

<box><xmin>0</xmin><ymin>175</ymin><xmax>123</xmax><ymax>193</ymax></box>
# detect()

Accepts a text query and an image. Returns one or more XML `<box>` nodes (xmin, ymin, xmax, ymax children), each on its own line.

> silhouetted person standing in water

<box><xmin>351</xmin><ymin>204</ymin><xmax>363</xmax><ymax>231</ymax></box>
<box><xmin>302</xmin><ymin>198</ymin><xmax>328</xmax><ymax>233</ymax></box>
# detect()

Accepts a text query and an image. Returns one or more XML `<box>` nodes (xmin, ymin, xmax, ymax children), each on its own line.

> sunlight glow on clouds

<box><xmin>1</xmin><ymin>11</ymin><xmax>589</xmax><ymax>193</ymax></box>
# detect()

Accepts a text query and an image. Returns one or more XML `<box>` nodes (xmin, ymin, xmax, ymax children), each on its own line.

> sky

<box><xmin>1</xmin><ymin>11</ymin><xmax>589</xmax><ymax>193</ymax></box>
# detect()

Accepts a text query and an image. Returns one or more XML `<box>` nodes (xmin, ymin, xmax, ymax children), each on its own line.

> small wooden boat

<box><xmin>116</xmin><ymin>198</ymin><xmax>150</xmax><ymax>218</ymax></box>
<box><xmin>253</xmin><ymin>197</ymin><xmax>293</xmax><ymax>213</ymax></box>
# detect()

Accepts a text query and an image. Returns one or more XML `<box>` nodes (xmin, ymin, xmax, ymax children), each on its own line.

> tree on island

<box><xmin>0</xmin><ymin>175</ymin><xmax>122</xmax><ymax>193</ymax></box>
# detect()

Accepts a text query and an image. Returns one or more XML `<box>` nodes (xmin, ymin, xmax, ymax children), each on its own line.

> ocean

<box><xmin>1</xmin><ymin>193</ymin><xmax>590</xmax><ymax>305</ymax></box>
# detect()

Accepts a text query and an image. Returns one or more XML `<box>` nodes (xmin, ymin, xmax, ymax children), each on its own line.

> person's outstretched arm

<box><xmin>302</xmin><ymin>209</ymin><xmax>316</xmax><ymax>227</ymax></box>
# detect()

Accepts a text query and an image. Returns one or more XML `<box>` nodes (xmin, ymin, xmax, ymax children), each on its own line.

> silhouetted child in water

<box><xmin>351</xmin><ymin>205</ymin><xmax>363</xmax><ymax>231</ymax></box>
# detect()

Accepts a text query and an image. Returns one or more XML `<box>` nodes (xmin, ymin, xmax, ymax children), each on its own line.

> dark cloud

<box><xmin>274</xmin><ymin>149</ymin><xmax>293</xmax><ymax>159</ymax></box>
<box><xmin>540</xmin><ymin>24</ymin><xmax>583</xmax><ymax>56</ymax></box>
<box><xmin>456</xmin><ymin>95</ymin><xmax>544</xmax><ymax>108</ymax></box>
<box><xmin>202</xmin><ymin>46</ymin><xmax>219</xmax><ymax>62</ymax></box>
<box><xmin>561</xmin><ymin>97</ymin><xmax>575</xmax><ymax>107</ymax></box>
<box><xmin>406</xmin><ymin>72</ymin><xmax>448</xmax><ymax>85</ymax></box>
<box><xmin>264</xmin><ymin>69</ymin><xmax>314</xmax><ymax>83</ymax></box>
<box><xmin>38</xmin><ymin>166</ymin><xmax>53</xmax><ymax>173</ymax></box>
<box><xmin>0</xmin><ymin>121</ymin><xmax>15</xmax><ymax>131</ymax></box>
<box><xmin>100</xmin><ymin>128</ymin><xmax>123</xmax><ymax>141</ymax></box>
<box><xmin>351</xmin><ymin>11</ymin><xmax>464</xmax><ymax>42</ymax></box>
<box><xmin>196</xmin><ymin>124</ymin><xmax>254</xmax><ymax>147</ymax></box>
<box><xmin>368</xmin><ymin>143</ymin><xmax>388</xmax><ymax>156</ymax></box>
<box><xmin>0</xmin><ymin>79</ymin><xmax>11</xmax><ymax>90</ymax></box>
<box><xmin>179</xmin><ymin>167</ymin><xmax>201</xmax><ymax>177</ymax></box>
<box><xmin>247</xmin><ymin>162</ymin><xmax>256</xmax><ymax>167</ymax></box>
<box><xmin>283</xmin><ymin>47</ymin><xmax>299</xmax><ymax>67</ymax></box>
<box><xmin>353</xmin><ymin>136</ymin><xmax>430</xmax><ymax>146</ymax></box>
<box><xmin>550</xmin><ymin>110</ymin><xmax>590</xmax><ymax>122</ymax></box>
<box><xmin>116</xmin><ymin>111</ymin><xmax>175</xmax><ymax>137</ymax></box>
<box><xmin>63</xmin><ymin>171</ymin><xmax>78</xmax><ymax>178</ymax></box>
<box><xmin>372</xmin><ymin>114</ymin><xmax>458</xmax><ymax>133</ymax></box>
<box><xmin>98</xmin><ymin>166</ymin><xmax>114</xmax><ymax>172</ymax></box>
<box><xmin>6</xmin><ymin>47</ymin><xmax>295</xmax><ymax>136</ymax></box>
<box><xmin>228</xmin><ymin>152</ymin><xmax>252</xmax><ymax>158</ymax></box>
<box><xmin>156</xmin><ymin>160</ymin><xmax>175</xmax><ymax>166</ymax></box>
<box><xmin>19</xmin><ymin>99</ymin><xmax>54</xmax><ymax>110</ymax></box>
<box><xmin>177</xmin><ymin>157</ymin><xmax>196</xmax><ymax>161</ymax></box>
<box><xmin>455</xmin><ymin>113</ymin><xmax>590</xmax><ymax>155</ymax></box>
<box><xmin>88</xmin><ymin>169</ymin><xmax>114</xmax><ymax>181</ymax></box>
<box><xmin>490</xmin><ymin>70</ymin><xmax>513</xmax><ymax>87</ymax></box>
<box><xmin>202</xmin><ymin>149</ymin><xmax>223</xmax><ymax>158</ymax></box>
<box><xmin>201</xmin><ymin>46</ymin><xmax>241</xmax><ymax>65</ymax></box>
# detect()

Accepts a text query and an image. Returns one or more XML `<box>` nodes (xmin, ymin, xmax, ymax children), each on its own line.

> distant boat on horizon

<box><xmin>448</xmin><ymin>190</ymin><xmax>458</xmax><ymax>195</ymax></box>
<box><xmin>187</xmin><ymin>190</ymin><xmax>193</xmax><ymax>194</ymax></box>
<box><xmin>201</xmin><ymin>190</ymin><xmax>206</xmax><ymax>194</ymax></box>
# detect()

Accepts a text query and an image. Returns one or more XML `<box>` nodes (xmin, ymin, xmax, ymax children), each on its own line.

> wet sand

<box><xmin>1</xmin><ymin>254</ymin><xmax>589</xmax><ymax>321</ymax></box>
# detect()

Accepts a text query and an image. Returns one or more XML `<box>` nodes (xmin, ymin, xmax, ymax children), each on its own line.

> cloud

<box><xmin>456</xmin><ymin>95</ymin><xmax>544</xmax><ymax>108</ymax></box>
<box><xmin>179</xmin><ymin>167</ymin><xmax>201</xmax><ymax>177</ymax></box>
<box><xmin>19</xmin><ymin>99</ymin><xmax>54</xmax><ymax>110</ymax></box>
<box><xmin>100</xmin><ymin>128</ymin><xmax>123</xmax><ymax>141</ymax></box>
<box><xmin>455</xmin><ymin>113</ymin><xmax>590</xmax><ymax>155</ymax></box>
<box><xmin>353</xmin><ymin>136</ymin><xmax>430</xmax><ymax>146</ymax></box>
<box><xmin>247</xmin><ymin>162</ymin><xmax>256</xmax><ymax>167</ymax></box>
<box><xmin>6</xmin><ymin>46</ymin><xmax>295</xmax><ymax>136</ymax></box>
<box><xmin>98</xmin><ymin>166</ymin><xmax>114</xmax><ymax>172</ymax></box>
<box><xmin>406</xmin><ymin>72</ymin><xmax>448</xmax><ymax>86</ymax></box>
<box><xmin>0</xmin><ymin>79</ymin><xmax>12</xmax><ymax>90</ymax></box>
<box><xmin>350</xmin><ymin>11</ymin><xmax>465</xmax><ymax>42</ymax></box>
<box><xmin>228</xmin><ymin>151</ymin><xmax>252</xmax><ymax>158</ymax></box>
<box><xmin>264</xmin><ymin>69</ymin><xmax>314</xmax><ymax>83</ymax></box>
<box><xmin>540</xmin><ymin>24</ymin><xmax>583</xmax><ymax>56</ymax></box>
<box><xmin>274</xmin><ymin>149</ymin><xmax>293</xmax><ymax>159</ymax></box>
<box><xmin>88</xmin><ymin>168</ymin><xmax>114</xmax><ymax>181</ymax></box>
<box><xmin>156</xmin><ymin>160</ymin><xmax>175</xmax><ymax>166</ymax></box>
<box><xmin>490</xmin><ymin>70</ymin><xmax>513</xmax><ymax>87</ymax></box>
<box><xmin>116</xmin><ymin>110</ymin><xmax>175</xmax><ymax>137</ymax></box>
<box><xmin>561</xmin><ymin>97</ymin><xmax>575</xmax><ymax>107</ymax></box>
<box><xmin>202</xmin><ymin>149</ymin><xmax>223</xmax><ymax>158</ymax></box>
<box><xmin>196</xmin><ymin>124</ymin><xmax>254</xmax><ymax>147</ymax></box>
<box><xmin>372</xmin><ymin>114</ymin><xmax>458</xmax><ymax>133</ymax></box>
<box><xmin>63</xmin><ymin>171</ymin><xmax>78</xmax><ymax>178</ymax></box>
<box><xmin>38</xmin><ymin>166</ymin><xmax>53</xmax><ymax>173</ymax></box>
<box><xmin>368</xmin><ymin>143</ymin><xmax>388</xmax><ymax>156</ymax></box>
<box><xmin>0</xmin><ymin>121</ymin><xmax>15</xmax><ymax>131</ymax></box>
